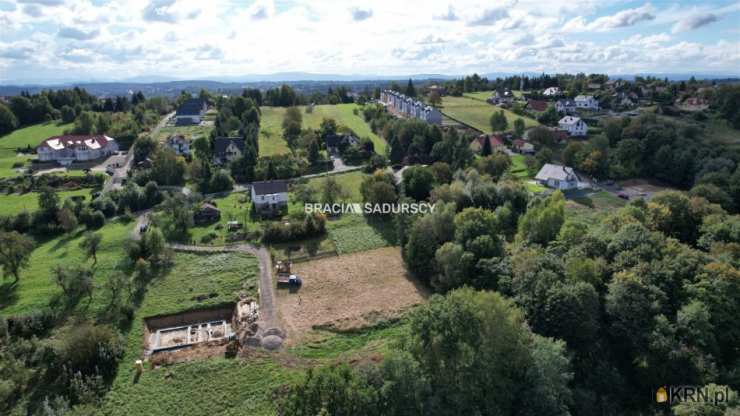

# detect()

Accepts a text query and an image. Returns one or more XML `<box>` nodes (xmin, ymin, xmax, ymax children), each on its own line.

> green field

<box><xmin>0</xmin><ymin>188</ymin><xmax>93</xmax><ymax>217</ymax></box>
<box><xmin>440</xmin><ymin>96</ymin><xmax>539</xmax><ymax>134</ymax></box>
<box><xmin>0</xmin><ymin>221</ymin><xmax>132</xmax><ymax>317</ymax></box>
<box><xmin>259</xmin><ymin>104</ymin><xmax>386</xmax><ymax>157</ymax></box>
<box><xmin>0</xmin><ymin>122</ymin><xmax>72</xmax><ymax>177</ymax></box>
<box><xmin>153</xmin><ymin>124</ymin><xmax>214</xmax><ymax>143</ymax></box>
<box><xmin>99</xmin><ymin>252</ymin><xmax>287</xmax><ymax>416</ymax></box>
<box><xmin>463</xmin><ymin>90</ymin><xmax>524</xmax><ymax>101</ymax></box>
<box><xmin>508</xmin><ymin>154</ymin><xmax>530</xmax><ymax>179</ymax></box>
<box><xmin>570</xmin><ymin>190</ymin><xmax>627</xmax><ymax>211</ymax></box>
<box><xmin>306</xmin><ymin>170</ymin><xmax>367</xmax><ymax>202</ymax></box>
<box><xmin>188</xmin><ymin>192</ymin><xmax>255</xmax><ymax>245</ymax></box>
<box><xmin>327</xmin><ymin>214</ymin><xmax>397</xmax><ymax>255</ymax></box>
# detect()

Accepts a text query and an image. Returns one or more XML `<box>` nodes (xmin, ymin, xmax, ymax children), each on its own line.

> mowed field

<box><xmin>0</xmin><ymin>122</ymin><xmax>72</xmax><ymax>178</ymax></box>
<box><xmin>440</xmin><ymin>96</ymin><xmax>539</xmax><ymax>134</ymax></box>
<box><xmin>259</xmin><ymin>104</ymin><xmax>386</xmax><ymax>157</ymax></box>
<box><xmin>463</xmin><ymin>90</ymin><xmax>524</xmax><ymax>101</ymax></box>
<box><xmin>277</xmin><ymin>247</ymin><xmax>428</xmax><ymax>344</ymax></box>
<box><xmin>305</xmin><ymin>170</ymin><xmax>367</xmax><ymax>202</ymax></box>
<box><xmin>0</xmin><ymin>188</ymin><xmax>93</xmax><ymax>216</ymax></box>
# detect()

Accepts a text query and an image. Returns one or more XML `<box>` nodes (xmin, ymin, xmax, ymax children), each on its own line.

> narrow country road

<box><xmin>103</xmin><ymin>111</ymin><xmax>174</xmax><ymax>194</ymax></box>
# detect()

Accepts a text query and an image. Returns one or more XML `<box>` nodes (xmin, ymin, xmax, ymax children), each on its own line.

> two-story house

<box><xmin>251</xmin><ymin>180</ymin><xmax>288</xmax><ymax>216</ymax></box>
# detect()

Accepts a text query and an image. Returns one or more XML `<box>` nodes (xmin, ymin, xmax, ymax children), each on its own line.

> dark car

<box><xmin>617</xmin><ymin>192</ymin><xmax>629</xmax><ymax>200</ymax></box>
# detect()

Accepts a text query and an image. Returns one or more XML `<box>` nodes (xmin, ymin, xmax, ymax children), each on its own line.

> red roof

<box><xmin>527</xmin><ymin>99</ymin><xmax>549</xmax><ymax>112</ymax></box>
<box><xmin>37</xmin><ymin>135</ymin><xmax>115</xmax><ymax>151</ymax></box>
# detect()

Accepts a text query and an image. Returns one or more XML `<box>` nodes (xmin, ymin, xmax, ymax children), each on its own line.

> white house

<box><xmin>559</xmin><ymin>116</ymin><xmax>588</xmax><ymax>136</ymax></box>
<box><xmin>555</xmin><ymin>99</ymin><xmax>577</xmax><ymax>114</ymax></box>
<box><xmin>165</xmin><ymin>134</ymin><xmax>190</xmax><ymax>156</ymax></box>
<box><xmin>251</xmin><ymin>180</ymin><xmax>289</xmax><ymax>216</ymax></box>
<box><xmin>535</xmin><ymin>163</ymin><xmax>579</xmax><ymax>190</ymax></box>
<box><xmin>574</xmin><ymin>95</ymin><xmax>600</xmax><ymax>110</ymax></box>
<box><xmin>543</xmin><ymin>87</ymin><xmax>561</xmax><ymax>96</ymax></box>
<box><xmin>36</xmin><ymin>135</ymin><xmax>119</xmax><ymax>166</ymax></box>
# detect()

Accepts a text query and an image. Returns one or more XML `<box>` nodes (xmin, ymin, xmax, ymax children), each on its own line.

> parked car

<box><xmin>617</xmin><ymin>192</ymin><xmax>629</xmax><ymax>200</ymax></box>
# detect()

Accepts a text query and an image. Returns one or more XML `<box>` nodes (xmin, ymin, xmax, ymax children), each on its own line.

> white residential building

<box><xmin>251</xmin><ymin>180</ymin><xmax>289</xmax><ymax>216</ymax></box>
<box><xmin>543</xmin><ymin>87</ymin><xmax>561</xmax><ymax>96</ymax></box>
<box><xmin>535</xmin><ymin>163</ymin><xmax>579</xmax><ymax>190</ymax></box>
<box><xmin>379</xmin><ymin>90</ymin><xmax>442</xmax><ymax>125</ymax></box>
<box><xmin>574</xmin><ymin>95</ymin><xmax>600</xmax><ymax>110</ymax></box>
<box><xmin>559</xmin><ymin>116</ymin><xmax>588</xmax><ymax>136</ymax></box>
<box><xmin>36</xmin><ymin>135</ymin><xmax>119</xmax><ymax>166</ymax></box>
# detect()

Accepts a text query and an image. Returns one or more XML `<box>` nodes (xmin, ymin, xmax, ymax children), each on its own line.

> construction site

<box><xmin>143</xmin><ymin>296</ymin><xmax>262</xmax><ymax>364</ymax></box>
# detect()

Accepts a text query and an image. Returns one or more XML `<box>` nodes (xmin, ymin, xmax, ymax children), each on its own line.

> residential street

<box><xmin>102</xmin><ymin>111</ymin><xmax>174</xmax><ymax>194</ymax></box>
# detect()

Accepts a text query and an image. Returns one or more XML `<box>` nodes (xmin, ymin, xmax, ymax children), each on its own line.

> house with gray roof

<box><xmin>213</xmin><ymin>137</ymin><xmax>245</xmax><ymax>165</ymax></box>
<box><xmin>535</xmin><ymin>163</ymin><xmax>579</xmax><ymax>190</ymax></box>
<box><xmin>251</xmin><ymin>180</ymin><xmax>288</xmax><ymax>216</ymax></box>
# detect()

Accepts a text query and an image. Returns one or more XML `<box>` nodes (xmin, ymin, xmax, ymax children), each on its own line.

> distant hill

<box><xmin>1</xmin><ymin>71</ymin><xmax>737</xmax><ymax>98</ymax></box>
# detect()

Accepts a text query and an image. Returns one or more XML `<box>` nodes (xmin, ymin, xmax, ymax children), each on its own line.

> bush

<box><xmin>261</xmin><ymin>212</ymin><xmax>326</xmax><ymax>243</ymax></box>
<box><xmin>6</xmin><ymin>309</ymin><xmax>58</xmax><ymax>338</ymax></box>
<box><xmin>80</xmin><ymin>209</ymin><xmax>105</xmax><ymax>229</ymax></box>
<box><xmin>57</xmin><ymin>323</ymin><xmax>123</xmax><ymax>380</ymax></box>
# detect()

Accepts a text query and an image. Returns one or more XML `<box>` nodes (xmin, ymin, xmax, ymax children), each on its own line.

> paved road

<box><xmin>102</xmin><ymin>111</ymin><xmax>174</xmax><ymax>194</ymax></box>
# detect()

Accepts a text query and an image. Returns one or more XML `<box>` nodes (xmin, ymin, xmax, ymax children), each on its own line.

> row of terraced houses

<box><xmin>379</xmin><ymin>90</ymin><xmax>443</xmax><ymax>125</ymax></box>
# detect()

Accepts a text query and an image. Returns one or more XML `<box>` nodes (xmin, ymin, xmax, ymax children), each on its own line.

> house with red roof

<box><xmin>527</xmin><ymin>99</ymin><xmax>549</xmax><ymax>112</ymax></box>
<box><xmin>36</xmin><ymin>135</ymin><xmax>118</xmax><ymax>166</ymax></box>
<box><xmin>470</xmin><ymin>134</ymin><xmax>507</xmax><ymax>154</ymax></box>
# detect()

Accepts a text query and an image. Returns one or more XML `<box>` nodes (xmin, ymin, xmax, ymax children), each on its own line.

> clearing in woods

<box><xmin>276</xmin><ymin>247</ymin><xmax>428</xmax><ymax>344</ymax></box>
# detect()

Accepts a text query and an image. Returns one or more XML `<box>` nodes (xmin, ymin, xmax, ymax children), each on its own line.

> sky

<box><xmin>0</xmin><ymin>0</ymin><xmax>739</xmax><ymax>84</ymax></box>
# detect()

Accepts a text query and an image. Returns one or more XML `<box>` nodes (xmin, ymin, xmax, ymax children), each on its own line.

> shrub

<box><xmin>57</xmin><ymin>323</ymin><xmax>123</xmax><ymax>380</ymax></box>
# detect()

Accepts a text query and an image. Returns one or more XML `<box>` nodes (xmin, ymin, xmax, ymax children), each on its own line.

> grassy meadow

<box><xmin>0</xmin><ymin>221</ymin><xmax>132</xmax><ymax>317</ymax></box>
<box><xmin>463</xmin><ymin>90</ymin><xmax>525</xmax><ymax>101</ymax></box>
<box><xmin>0</xmin><ymin>122</ymin><xmax>72</xmax><ymax>178</ymax></box>
<box><xmin>305</xmin><ymin>170</ymin><xmax>367</xmax><ymax>202</ymax></box>
<box><xmin>440</xmin><ymin>96</ymin><xmax>539</xmax><ymax>134</ymax></box>
<box><xmin>153</xmin><ymin>123</ymin><xmax>214</xmax><ymax>143</ymax></box>
<box><xmin>0</xmin><ymin>188</ymin><xmax>93</xmax><ymax>217</ymax></box>
<box><xmin>188</xmin><ymin>191</ymin><xmax>255</xmax><ymax>245</ymax></box>
<box><xmin>258</xmin><ymin>104</ymin><xmax>386</xmax><ymax>157</ymax></box>
<box><xmin>99</xmin><ymin>252</ymin><xmax>285</xmax><ymax>416</ymax></box>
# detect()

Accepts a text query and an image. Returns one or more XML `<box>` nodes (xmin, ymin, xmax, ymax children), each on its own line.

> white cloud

<box><xmin>142</xmin><ymin>0</ymin><xmax>200</xmax><ymax>23</ymax></box>
<box><xmin>0</xmin><ymin>0</ymin><xmax>737</xmax><ymax>82</ymax></box>
<box><xmin>563</xmin><ymin>4</ymin><xmax>655</xmax><ymax>32</ymax></box>
<box><xmin>434</xmin><ymin>5</ymin><xmax>458</xmax><ymax>21</ymax></box>
<box><xmin>672</xmin><ymin>13</ymin><xmax>719</xmax><ymax>33</ymax></box>
<box><xmin>17</xmin><ymin>0</ymin><xmax>64</xmax><ymax>5</ymax></box>
<box><xmin>468</xmin><ymin>7</ymin><xmax>509</xmax><ymax>26</ymax></box>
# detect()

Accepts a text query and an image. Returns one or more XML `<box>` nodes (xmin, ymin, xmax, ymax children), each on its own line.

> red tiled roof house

<box><xmin>36</xmin><ymin>135</ymin><xmax>119</xmax><ymax>166</ymax></box>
